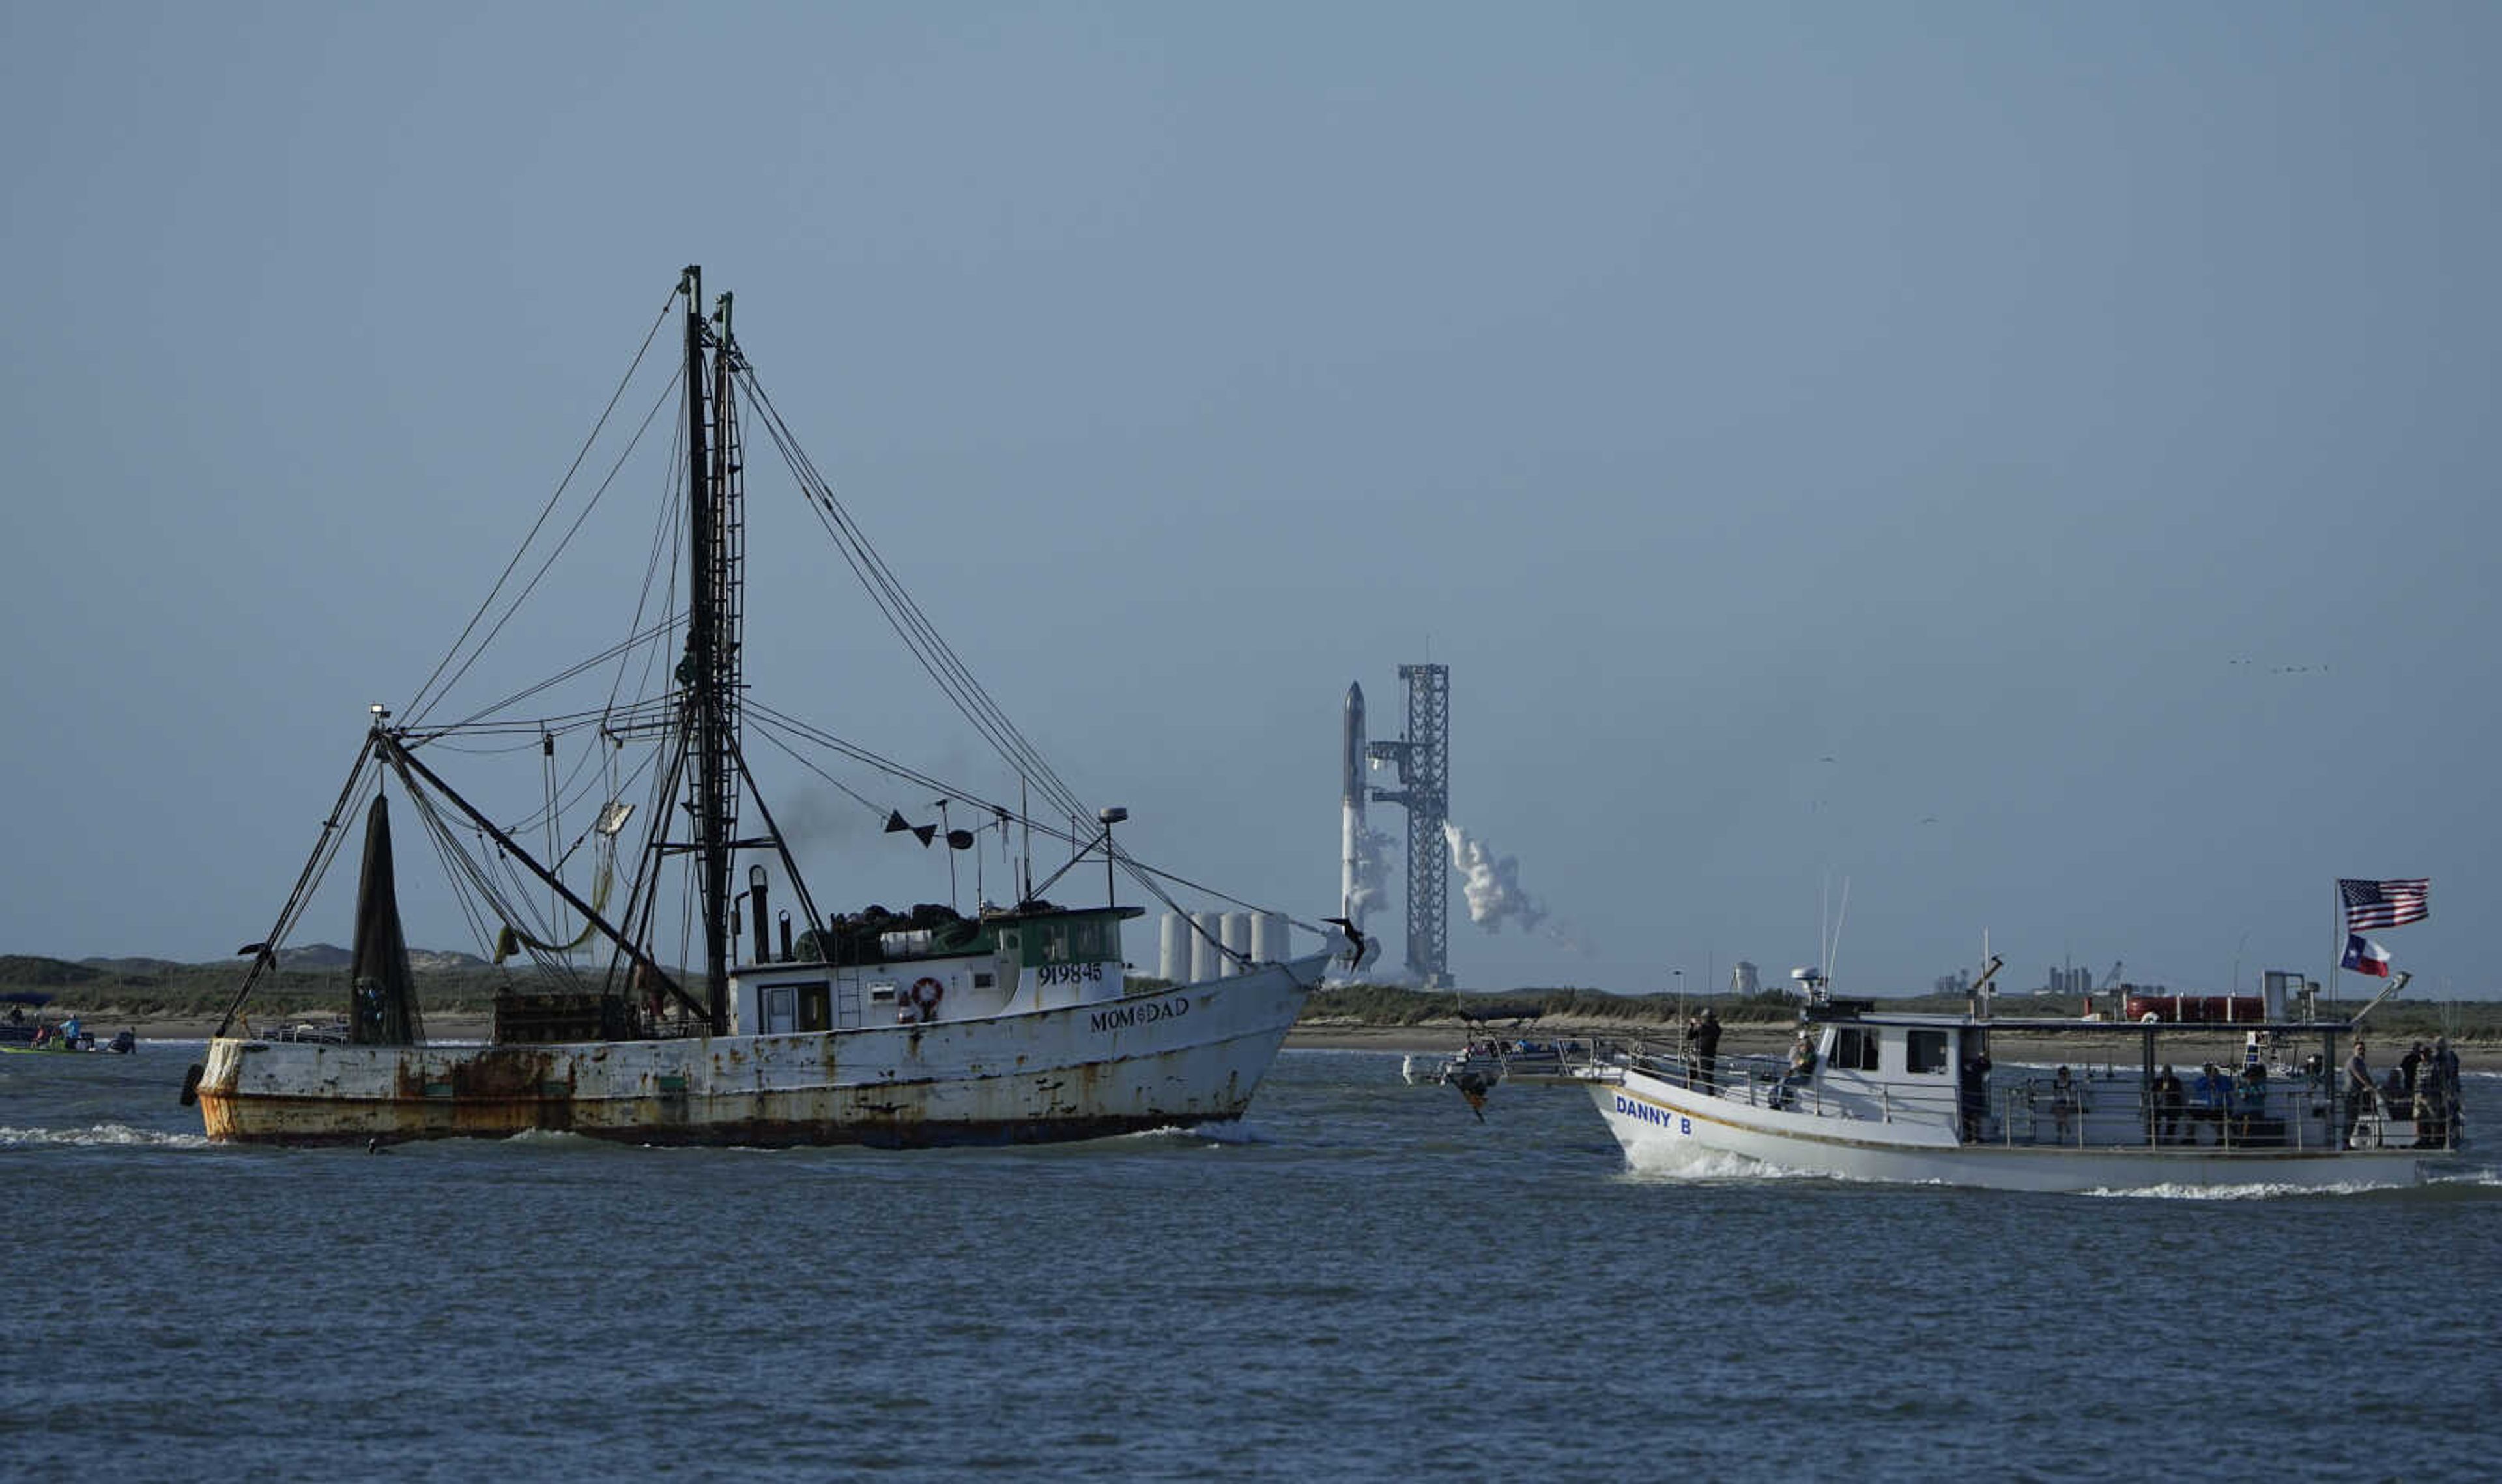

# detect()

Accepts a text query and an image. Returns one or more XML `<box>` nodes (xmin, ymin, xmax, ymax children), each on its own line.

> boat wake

<box><xmin>1620</xmin><ymin>1144</ymin><xmax>1827</xmax><ymax>1182</ymax></box>
<box><xmin>1128</xmin><ymin>1119</ymin><xmax>1272</xmax><ymax>1148</ymax></box>
<box><xmin>2083</xmin><ymin>1177</ymin><xmax>2424</xmax><ymax>1201</ymax></box>
<box><xmin>0</xmin><ymin>1122</ymin><xmax>214</xmax><ymax>1150</ymax></box>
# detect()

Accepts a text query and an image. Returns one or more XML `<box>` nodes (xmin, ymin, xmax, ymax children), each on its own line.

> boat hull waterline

<box><xmin>1585</xmin><ymin>1068</ymin><xmax>2434</xmax><ymax>1193</ymax></box>
<box><xmin>200</xmin><ymin>955</ymin><xmax>1326</xmax><ymax>1148</ymax></box>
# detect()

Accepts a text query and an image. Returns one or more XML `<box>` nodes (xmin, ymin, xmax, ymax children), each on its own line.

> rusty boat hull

<box><xmin>199</xmin><ymin>954</ymin><xmax>1328</xmax><ymax>1147</ymax></box>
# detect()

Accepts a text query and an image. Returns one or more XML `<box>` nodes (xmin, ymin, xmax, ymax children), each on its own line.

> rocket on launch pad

<box><xmin>1340</xmin><ymin>680</ymin><xmax>1365</xmax><ymax>931</ymax></box>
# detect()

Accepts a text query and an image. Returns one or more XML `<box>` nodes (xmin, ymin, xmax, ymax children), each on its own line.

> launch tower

<box><xmin>1366</xmin><ymin>663</ymin><xmax>1450</xmax><ymax>988</ymax></box>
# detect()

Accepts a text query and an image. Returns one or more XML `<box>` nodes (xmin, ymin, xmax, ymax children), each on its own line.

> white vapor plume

<box><xmin>1442</xmin><ymin>821</ymin><xmax>1547</xmax><ymax>934</ymax></box>
<box><xmin>1437</xmin><ymin>821</ymin><xmax>1592</xmax><ymax>954</ymax></box>
<box><xmin>1348</xmin><ymin>824</ymin><xmax>1398</xmax><ymax>928</ymax></box>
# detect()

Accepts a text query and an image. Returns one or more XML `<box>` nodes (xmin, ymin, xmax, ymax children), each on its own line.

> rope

<box><xmin>407</xmin><ymin>293</ymin><xmax>678</xmax><ymax>725</ymax></box>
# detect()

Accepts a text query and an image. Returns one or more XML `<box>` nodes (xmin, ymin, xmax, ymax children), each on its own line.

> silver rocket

<box><xmin>1340</xmin><ymin>681</ymin><xmax>1365</xmax><ymax>927</ymax></box>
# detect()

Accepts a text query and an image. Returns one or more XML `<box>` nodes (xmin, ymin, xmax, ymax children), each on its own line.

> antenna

<box><xmin>1827</xmin><ymin>876</ymin><xmax>1850</xmax><ymax>986</ymax></box>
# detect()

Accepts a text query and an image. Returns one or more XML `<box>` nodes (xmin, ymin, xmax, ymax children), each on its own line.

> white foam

<box><xmin>0</xmin><ymin>1122</ymin><xmax>213</xmax><ymax>1150</ymax></box>
<box><xmin>1620</xmin><ymin>1143</ymin><xmax>1826</xmax><ymax>1181</ymax></box>
<box><xmin>1127</xmin><ymin>1119</ymin><xmax>1269</xmax><ymax>1147</ymax></box>
<box><xmin>2083</xmin><ymin>1177</ymin><xmax>2415</xmax><ymax>1201</ymax></box>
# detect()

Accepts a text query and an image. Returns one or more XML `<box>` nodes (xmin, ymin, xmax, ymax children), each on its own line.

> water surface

<box><xmin>5</xmin><ymin>1047</ymin><xmax>2495</xmax><ymax>1480</ymax></box>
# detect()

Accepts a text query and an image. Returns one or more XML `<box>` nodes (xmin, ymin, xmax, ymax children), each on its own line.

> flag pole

<box><xmin>2329</xmin><ymin>879</ymin><xmax>2342</xmax><ymax>1014</ymax></box>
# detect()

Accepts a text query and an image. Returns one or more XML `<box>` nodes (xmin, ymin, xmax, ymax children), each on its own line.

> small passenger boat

<box><xmin>1576</xmin><ymin>969</ymin><xmax>2463</xmax><ymax>1192</ymax></box>
<box><xmin>1401</xmin><ymin>1038</ymin><xmax>1578</xmax><ymax>1088</ymax></box>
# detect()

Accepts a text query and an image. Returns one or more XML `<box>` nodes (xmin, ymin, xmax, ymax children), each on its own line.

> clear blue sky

<box><xmin>4</xmin><ymin>3</ymin><xmax>2495</xmax><ymax>998</ymax></box>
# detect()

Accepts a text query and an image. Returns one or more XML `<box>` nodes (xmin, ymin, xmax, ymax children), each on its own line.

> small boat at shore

<box><xmin>184</xmin><ymin>266</ymin><xmax>1335</xmax><ymax>1147</ymax></box>
<box><xmin>1576</xmin><ymin>973</ymin><xmax>2464</xmax><ymax>1192</ymax></box>
<box><xmin>1</xmin><ymin>997</ymin><xmax>134</xmax><ymax>1055</ymax></box>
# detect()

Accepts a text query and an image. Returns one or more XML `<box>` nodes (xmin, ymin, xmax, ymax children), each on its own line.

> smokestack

<box><xmin>1340</xmin><ymin>681</ymin><xmax>1366</xmax><ymax>925</ymax></box>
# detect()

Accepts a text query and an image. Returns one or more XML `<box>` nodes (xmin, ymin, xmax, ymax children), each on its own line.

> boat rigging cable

<box><xmin>404</xmin><ymin>294</ymin><xmax>681</xmax><ymax>730</ymax></box>
<box><xmin>741</xmin><ymin>374</ymin><xmax>1087</xmax><ymax>822</ymax></box>
<box><xmin>287</xmin><ymin>274</ymin><xmax>1312</xmax><ymax>996</ymax></box>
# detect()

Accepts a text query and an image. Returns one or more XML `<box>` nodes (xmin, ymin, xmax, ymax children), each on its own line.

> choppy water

<box><xmin>5</xmin><ymin>1046</ymin><xmax>2498</xmax><ymax>1481</ymax></box>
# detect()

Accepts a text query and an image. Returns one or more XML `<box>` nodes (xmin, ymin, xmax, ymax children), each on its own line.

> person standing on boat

<box><xmin>2235</xmin><ymin>1063</ymin><xmax>2271</xmax><ymax>1144</ymax></box>
<box><xmin>1774</xmin><ymin>1029</ymin><xmax>1817</xmax><ymax>1109</ymax></box>
<box><xmin>2417</xmin><ymin>1036</ymin><xmax>2459</xmax><ymax>1148</ymax></box>
<box><xmin>2343</xmin><ymin>1040</ymin><xmax>2375</xmax><ymax>1149</ymax></box>
<box><xmin>1693</xmin><ymin>1008</ymin><xmax>1722</xmax><ymax>1093</ymax></box>
<box><xmin>2190</xmin><ymin>1063</ymin><xmax>2230</xmax><ymax>1145</ymax></box>
<box><xmin>2152</xmin><ymin>1064</ymin><xmax>2185</xmax><ymax>1145</ymax></box>
<box><xmin>2050</xmin><ymin>1066</ymin><xmax>2079</xmax><ymax>1143</ymax></box>
<box><xmin>1959</xmin><ymin>1046</ymin><xmax>1992</xmax><ymax>1143</ymax></box>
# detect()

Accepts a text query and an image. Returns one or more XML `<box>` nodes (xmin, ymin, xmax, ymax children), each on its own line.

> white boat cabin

<box><xmin>728</xmin><ymin>904</ymin><xmax>1143</xmax><ymax>1035</ymax></box>
<box><xmin>1749</xmin><ymin>1008</ymin><xmax>2386</xmax><ymax>1150</ymax></box>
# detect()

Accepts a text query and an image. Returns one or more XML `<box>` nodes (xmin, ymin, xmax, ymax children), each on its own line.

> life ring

<box><xmin>909</xmin><ymin>977</ymin><xmax>945</xmax><ymax>1018</ymax></box>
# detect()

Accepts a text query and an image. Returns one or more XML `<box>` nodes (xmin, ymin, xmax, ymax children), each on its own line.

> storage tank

<box><xmin>1250</xmin><ymin>911</ymin><xmax>1289</xmax><ymax>966</ymax></box>
<box><xmin>1221</xmin><ymin>913</ymin><xmax>1252</xmax><ymax>977</ymax></box>
<box><xmin>1190</xmin><ymin>911</ymin><xmax>1221</xmax><ymax>984</ymax></box>
<box><xmin>1158</xmin><ymin>913</ymin><xmax>1190</xmax><ymax>984</ymax></box>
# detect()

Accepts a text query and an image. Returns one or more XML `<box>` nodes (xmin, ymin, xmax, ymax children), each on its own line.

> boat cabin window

<box><xmin>1907</xmin><ymin>1029</ymin><xmax>1951</xmax><ymax>1074</ymax></box>
<box><xmin>1031</xmin><ymin>917</ymin><xmax>1112</xmax><ymax>964</ymax></box>
<box><xmin>759</xmin><ymin>982</ymin><xmax>830</xmax><ymax>1035</ymax></box>
<box><xmin>973</xmin><ymin>971</ymin><xmax>996</xmax><ymax>989</ymax></box>
<box><xmin>1832</xmin><ymin>1027</ymin><xmax>1880</xmax><ymax>1072</ymax></box>
<box><xmin>868</xmin><ymin>982</ymin><xmax>897</xmax><ymax>1007</ymax></box>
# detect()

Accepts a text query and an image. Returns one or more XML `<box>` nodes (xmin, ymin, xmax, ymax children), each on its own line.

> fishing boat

<box><xmin>1</xmin><ymin>992</ymin><xmax>54</xmax><ymax>1046</ymax></box>
<box><xmin>1400</xmin><ymin>1038</ymin><xmax>1579</xmax><ymax>1089</ymax></box>
<box><xmin>185</xmin><ymin>266</ymin><xmax>1336</xmax><ymax>1147</ymax></box>
<box><xmin>1576</xmin><ymin>965</ymin><xmax>2463</xmax><ymax>1191</ymax></box>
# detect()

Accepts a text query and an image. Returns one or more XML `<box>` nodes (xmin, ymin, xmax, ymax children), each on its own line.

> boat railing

<box><xmin>1605</xmin><ymin>1040</ymin><xmax>1879</xmax><ymax>1120</ymax></box>
<box><xmin>1977</xmin><ymin>1072</ymin><xmax>2424</xmax><ymax>1152</ymax></box>
<box><xmin>1580</xmin><ymin>1035</ymin><xmax>2464</xmax><ymax>1155</ymax></box>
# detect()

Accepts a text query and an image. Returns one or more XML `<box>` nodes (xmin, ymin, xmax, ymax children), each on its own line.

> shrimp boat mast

<box><xmin>187</xmin><ymin>266</ymin><xmax>1333</xmax><ymax>1146</ymax></box>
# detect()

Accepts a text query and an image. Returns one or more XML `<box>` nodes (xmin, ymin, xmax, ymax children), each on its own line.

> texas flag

<box><xmin>2340</xmin><ymin>934</ymin><xmax>2393</xmax><ymax>978</ymax></box>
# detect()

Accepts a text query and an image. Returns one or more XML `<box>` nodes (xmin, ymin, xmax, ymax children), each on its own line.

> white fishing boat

<box><xmin>1577</xmin><ymin>973</ymin><xmax>2462</xmax><ymax>1192</ymax></box>
<box><xmin>1401</xmin><ymin>1038</ymin><xmax>1578</xmax><ymax>1088</ymax></box>
<box><xmin>185</xmin><ymin>266</ymin><xmax>1336</xmax><ymax>1147</ymax></box>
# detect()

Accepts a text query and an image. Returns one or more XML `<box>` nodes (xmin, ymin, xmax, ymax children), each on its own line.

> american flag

<box><xmin>2340</xmin><ymin>878</ymin><xmax>2430</xmax><ymax>932</ymax></box>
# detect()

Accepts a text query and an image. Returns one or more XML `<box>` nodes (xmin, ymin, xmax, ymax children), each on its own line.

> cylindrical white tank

<box><xmin>1220</xmin><ymin>912</ymin><xmax>1252</xmax><ymax>977</ymax></box>
<box><xmin>1159</xmin><ymin>913</ymin><xmax>1190</xmax><ymax>984</ymax></box>
<box><xmin>1190</xmin><ymin>911</ymin><xmax>1221</xmax><ymax>984</ymax></box>
<box><xmin>1250</xmin><ymin>911</ymin><xmax>1289</xmax><ymax>966</ymax></box>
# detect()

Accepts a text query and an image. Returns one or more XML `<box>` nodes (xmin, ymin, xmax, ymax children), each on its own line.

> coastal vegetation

<box><xmin>5</xmin><ymin>952</ymin><xmax>2494</xmax><ymax>1044</ymax></box>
